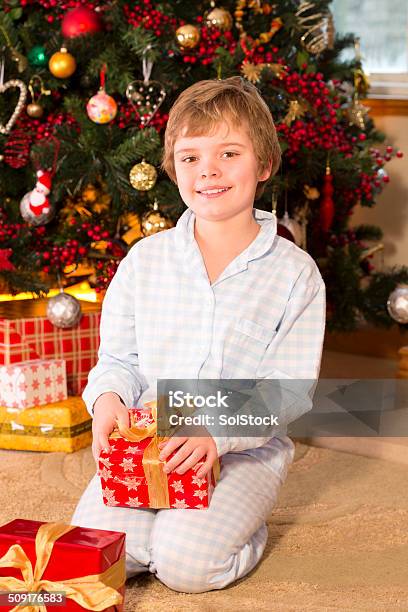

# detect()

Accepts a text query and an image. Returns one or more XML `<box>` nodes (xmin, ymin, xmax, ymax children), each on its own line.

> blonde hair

<box><xmin>161</xmin><ymin>76</ymin><xmax>281</xmax><ymax>200</ymax></box>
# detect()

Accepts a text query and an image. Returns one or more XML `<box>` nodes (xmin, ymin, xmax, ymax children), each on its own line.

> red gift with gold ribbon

<box><xmin>0</xmin><ymin>519</ymin><xmax>125</xmax><ymax>611</ymax></box>
<box><xmin>99</xmin><ymin>405</ymin><xmax>220</xmax><ymax>510</ymax></box>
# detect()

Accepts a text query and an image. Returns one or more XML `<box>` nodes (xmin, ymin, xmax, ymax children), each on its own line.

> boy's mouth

<box><xmin>196</xmin><ymin>187</ymin><xmax>232</xmax><ymax>198</ymax></box>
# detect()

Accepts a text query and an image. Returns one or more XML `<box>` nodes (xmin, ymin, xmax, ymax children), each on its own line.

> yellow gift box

<box><xmin>0</xmin><ymin>397</ymin><xmax>92</xmax><ymax>453</ymax></box>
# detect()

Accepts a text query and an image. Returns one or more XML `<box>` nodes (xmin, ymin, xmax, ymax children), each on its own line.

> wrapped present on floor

<box><xmin>0</xmin><ymin>358</ymin><xmax>67</xmax><ymax>410</ymax></box>
<box><xmin>99</xmin><ymin>404</ymin><xmax>221</xmax><ymax>510</ymax></box>
<box><xmin>0</xmin><ymin>298</ymin><xmax>101</xmax><ymax>395</ymax></box>
<box><xmin>0</xmin><ymin>519</ymin><xmax>125</xmax><ymax>611</ymax></box>
<box><xmin>0</xmin><ymin>396</ymin><xmax>92</xmax><ymax>452</ymax></box>
<box><xmin>0</xmin><ymin>321</ymin><xmax>39</xmax><ymax>363</ymax></box>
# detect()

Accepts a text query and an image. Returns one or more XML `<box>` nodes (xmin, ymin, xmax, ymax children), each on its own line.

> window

<box><xmin>331</xmin><ymin>0</ymin><xmax>408</xmax><ymax>99</ymax></box>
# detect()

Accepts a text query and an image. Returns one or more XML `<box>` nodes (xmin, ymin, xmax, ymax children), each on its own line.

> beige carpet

<box><xmin>1</xmin><ymin>440</ymin><xmax>407</xmax><ymax>611</ymax></box>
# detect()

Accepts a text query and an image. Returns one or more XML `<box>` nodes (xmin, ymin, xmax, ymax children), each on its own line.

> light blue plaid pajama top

<box><xmin>83</xmin><ymin>207</ymin><xmax>326</xmax><ymax>481</ymax></box>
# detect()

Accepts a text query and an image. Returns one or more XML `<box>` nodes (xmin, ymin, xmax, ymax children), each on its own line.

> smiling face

<box><xmin>173</xmin><ymin>120</ymin><xmax>272</xmax><ymax>223</ymax></box>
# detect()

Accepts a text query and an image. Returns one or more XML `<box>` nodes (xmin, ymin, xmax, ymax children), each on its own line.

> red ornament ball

<box><xmin>61</xmin><ymin>7</ymin><xmax>102</xmax><ymax>39</ymax></box>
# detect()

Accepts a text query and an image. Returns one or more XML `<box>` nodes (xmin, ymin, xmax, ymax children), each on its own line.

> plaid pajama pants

<box><xmin>71</xmin><ymin>439</ymin><xmax>294</xmax><ymax>594</ymax></box>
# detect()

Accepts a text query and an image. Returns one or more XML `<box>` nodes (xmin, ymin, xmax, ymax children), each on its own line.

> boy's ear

<box><xmin>258</xmin><ymin>159</ymin><xmax>273</xmax><ymax>182</ymax></box>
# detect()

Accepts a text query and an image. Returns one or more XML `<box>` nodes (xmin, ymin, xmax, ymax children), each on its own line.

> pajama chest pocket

<box><xmin>221</xmin><ymin>318</ymin><xmax>277</xmax><ymax>378</ymax></box>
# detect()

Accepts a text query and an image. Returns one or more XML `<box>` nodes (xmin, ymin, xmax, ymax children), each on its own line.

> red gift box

<box><xmin>0</xmin><ymin>322</ymin><xmax>39</xmax><ymax>363</ymax></box>
<box><xmin>0</xmin><ymin>299</ymin><xmax>101</xmax><ymax>396</ymax></box>
<box><xmin>99</xmin><ymin>408</ymin><xmax>219</xmax><ymax>510</ymax></box>
<box><xmin>0</xmin><ymin>519</ymin><xmax>125</xmax><ymax>611</ymax></box>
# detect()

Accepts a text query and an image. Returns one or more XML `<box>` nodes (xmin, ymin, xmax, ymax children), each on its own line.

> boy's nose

<box><xmin>200</xmin><ymin>167</ymin><xmax>220</xmax><ymax>178</ymax></box>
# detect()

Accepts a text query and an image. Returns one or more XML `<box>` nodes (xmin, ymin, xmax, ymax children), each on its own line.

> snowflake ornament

<box><xmin>124</xmin><ymin>445</ymin><xmax>140</xmax><ymax>455</ymax></box>
<box><xmin>193</xmin><ymin>489</ymin><xmax>208</xmax><ymax>501</ymax></box>
<box><xmin>99</xmin><ymin>456</ymin><xmax>113</xmax><ymax>468</ymax></box>
<box><xmin>170</xmin><ymin>480</ymin><xmax>184</xmax><ymax>494</ymax></box>
<box><xmin>119</xmin><ymin>457</ymin><xmax>136</xmax><ymax>472</ymax></box>
<box><xmin>192</xmin><ymin>474</ymin><xmax>206</xmax><ymax>488</ymax></box>
<box><xmin>126</xmin><ymin>497</ymin><xmax>144</xmax><ymax>508</ymax></box>
<box><xmin>172</xmin><ymin>498</ymin><xmax>190</xmax><ymax>509</ymax></box>
<box><xmin>102</xmin><ymin>487</ymin><xmax>120</xmax><ymax>506</ymax></box>
<box><xmin>98</xmin><ymin>467</ymin><xmax>113</xmax><ymax>481</ymax></box>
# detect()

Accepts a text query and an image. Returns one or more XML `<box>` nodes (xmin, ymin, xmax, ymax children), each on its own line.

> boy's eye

<box><xmin>181</xmin><ymin>151</ymin><xmax>238</xmax><ymax>163</ymax></box>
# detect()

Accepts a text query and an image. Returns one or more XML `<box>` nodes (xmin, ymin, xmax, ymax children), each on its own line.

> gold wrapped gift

<box><xmin>0</xmin><ymin>397</ymin><xmax>92</xmax><ymax>453</ymax></box>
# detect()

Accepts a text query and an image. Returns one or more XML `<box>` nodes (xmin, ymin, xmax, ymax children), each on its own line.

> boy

<box><xmin>72</xmin><ymin>77</ymin><xmax>325</xmax><ymax>593</ymax></box>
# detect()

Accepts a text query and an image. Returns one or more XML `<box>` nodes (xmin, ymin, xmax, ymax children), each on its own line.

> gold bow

<box><xmin>0</xmin><ymin>522</ymin><xmax>125</xmax><ymax>612</ymax></box>
<box><xmin>109</xmin><ymin>401</ymin><xmax>220</xmax><ymax>508</ymax></box>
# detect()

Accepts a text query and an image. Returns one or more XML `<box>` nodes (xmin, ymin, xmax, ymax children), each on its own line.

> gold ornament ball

<box><xmin>304</xmin><ymin>184</ymin><xmax>320</xmax><ymax>200</ymax></box>
<box><xmin>176</xmin><ymin>24</ymin><xmax>200</xmax><ymax>49</ymax></box>
<box><xmin>141</xmin><ymin>211</ymin><xmax>173</xmax><ymax>236</ymax></box>
<box><xmin>129</xmin><ymin>161</ymin><xmax>157</xmax><ymax>191</ymax></box>
<box><xmin>49</xmin><ymin>47</ymin><xmax>76</xmax><ymax>78</ymax></box>
<box><xmin>82</xmin><ymin>185</ymin><xmax>98</xmax><ymax>203</ymax></box>
<box><xmin>26</xmin><ymin>102</ymin><xmax>44</xmax><ymax>118</ymax></box>
<box><xmin>206</xmin><ymin>7</ymin><xmax>233</xmax><ymax>31</ymax></box>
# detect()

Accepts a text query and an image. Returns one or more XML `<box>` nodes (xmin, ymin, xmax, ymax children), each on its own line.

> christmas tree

<box><xmin>0</xmin><ymin>0</ymin><xmax>407</xmax><ymax>331</ymax></box>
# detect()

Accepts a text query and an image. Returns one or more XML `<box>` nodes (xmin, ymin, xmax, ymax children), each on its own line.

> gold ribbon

<box><xmin>0</xmin><ymin>521</ymin><xmax>125</xmax><ymax>612</ymax></box>
<box><xmin>109</xmin><ymin>402</ymin><xmax>220</xmax><ymax>509</ymax></box>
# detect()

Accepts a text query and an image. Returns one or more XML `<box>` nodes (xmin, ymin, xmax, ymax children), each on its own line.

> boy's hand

<box><xmin>91</xmin><ymin>392</ymin><xmax>129</xmax><ymax>465</ymax></box>
<box><xmin>158</xmin><ymin>427</ymin><xmax>218</xmax><ymax>479</ymax></box>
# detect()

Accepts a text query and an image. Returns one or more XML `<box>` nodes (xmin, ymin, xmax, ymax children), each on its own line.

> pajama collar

<box><xmin>175</xmin><ymin>208</ymin><xmax>277</xmax><ymax>271</ymax></box>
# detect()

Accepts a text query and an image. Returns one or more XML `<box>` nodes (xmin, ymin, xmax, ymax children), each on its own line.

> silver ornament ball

<box><xmin>278</xmin><ymin>212</ymin><xmax>303</xmax><ymax>246</ymax></box>
<box><xmin>387</xmin><ymin>284</ymin><xmax>408</xmax><ymax>324</ymax></box>
<box><xmin>47</xmin><ymin>292</ymin><xmax>82</xmax><ymax>328</ymax></box>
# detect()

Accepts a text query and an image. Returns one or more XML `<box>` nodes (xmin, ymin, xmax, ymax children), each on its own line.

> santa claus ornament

<box><xmin>20</xmin><ymin>137</ymin><xmax>60</xmax><ymax>226</ymax></box>
<box><xmin>20</xmin><ymin>169</ymin><xmax>55</xmax><ymax>226</ymax></box>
